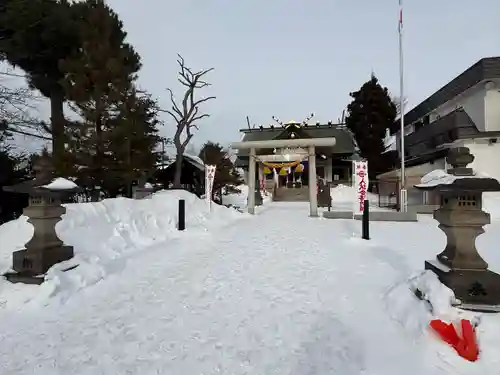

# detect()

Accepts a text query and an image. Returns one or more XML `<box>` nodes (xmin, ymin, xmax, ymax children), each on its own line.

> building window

<box><xmin>414</xmin><ymin>121</ymin><xmax>424</xmax><ymax>131</ymax></box>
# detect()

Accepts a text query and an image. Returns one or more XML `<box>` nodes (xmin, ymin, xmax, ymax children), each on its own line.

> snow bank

<box><xmin>222</xmin><ymin>184</ymin><xmax>271</xmax><ymax>209</ymax></box>
<box><xmin>329</xmin><ymin>183</ymin><xmax>384</xmax><ymax>212</ymax></box>
<box><xmin>383</xmin><ymin>270</ymin><xmax>500</xmax><ymax>369</ymax></box>
<box><xmin>0</xmin><ymin>189</ymin><xmax>243</xmax><ymax>308</ymax></box>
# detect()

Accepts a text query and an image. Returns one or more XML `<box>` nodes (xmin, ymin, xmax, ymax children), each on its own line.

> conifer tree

<box><xmin>61</xmin><ymin>0</ymin><xmax>141</xmax><ymax>187</ymax></box>
<box><xmin>105</xmin><ymin>90</ymin><xmax>161</xmax><ymax>197</ymax></box>
<box><xmin>0</xmin><ymin>0</ymin><xmax>79</xmax><ymax>168</ymax></box>
<box><xmin>345</xmin><ymin>74</ymin><xmax>398</xmax><ymax>178</ymax></box>
<box><xmin>199</xmin><ymin>141</ymin><xmax>243</xmax><ymax>201</ymax></box>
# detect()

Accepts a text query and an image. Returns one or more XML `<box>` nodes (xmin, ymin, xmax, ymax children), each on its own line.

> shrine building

<box><xmin>234</xmin><ymin>120</ymin><xmax>359</xmax><ymax>192</ymax></box>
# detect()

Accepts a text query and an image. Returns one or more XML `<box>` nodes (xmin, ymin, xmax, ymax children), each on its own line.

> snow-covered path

<box><xmin>0</xmin><ymin>202</ymin><xmax>486</xmax><ymax>374</ymax></box>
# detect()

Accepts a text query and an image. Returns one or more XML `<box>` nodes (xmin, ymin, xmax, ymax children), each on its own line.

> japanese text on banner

<box><xmin>205</xmin><ymin>165</ymin><xmax>216</xmax><ymax>210</ymax></box>
<box><xmin>353</xmin><ymin>161</ymin><xmax>368</xmax><ymax>215</ymax></box>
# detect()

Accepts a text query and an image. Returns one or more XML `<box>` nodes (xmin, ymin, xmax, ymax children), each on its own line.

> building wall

<box><xmin>484</xmin><ymin>81</ymin><xmax>500</xmax><ymax>132</ymax></box>
<box><xmin>462</xmin><ymin>140</ymin><xmax>500</xmax><ymax>181</ymax></box>
<box><xmin>431</xmin><ymin>84</ymin><xmax>486</xmax><ymax>130</ymax></box>
<box><xmin>398</xmin><ymin>78</ymin><xmax>500</xmax><ymax>140</ymax></box>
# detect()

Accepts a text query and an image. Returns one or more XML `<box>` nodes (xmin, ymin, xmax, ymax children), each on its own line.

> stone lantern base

<box><xmin>425</xmin><ymin>259</ymin><xmax>500</xmax><ymax>311</ymax></box>
<box><xmin>4</xmin><ymin>245</ymin><xmax>74</xmax><ymax>285</ymax></box>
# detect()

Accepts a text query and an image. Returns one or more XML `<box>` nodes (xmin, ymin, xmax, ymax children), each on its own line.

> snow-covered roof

<box><xmin>157</xmin><ymin>146</ymin><xmax>205</xmax><ymax>171</ymax></box>
<box><xmin>158</xmin><ymin>152</ymin><xmax>204</xmax><ymax>171</ymax></box>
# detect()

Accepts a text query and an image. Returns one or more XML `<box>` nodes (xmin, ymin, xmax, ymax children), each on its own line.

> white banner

<box><xmin>353</xmin><ymin>160</ymin><xmax>368</xmax><ymax>215</ymax></box>
<box><xmin>205</xmin><ymin>165</ymin><xmax>216</xmax><ymax>211</ymax></box>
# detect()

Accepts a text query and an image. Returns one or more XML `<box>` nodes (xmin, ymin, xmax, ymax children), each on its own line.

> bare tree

<box><xmin>0</xmin><ymin>70</ymin><xmax>48</xmax><ymax>140</ymax></box>
<box><xmin>161</xmin><ymin>54</ymin><xmax>215</xmax><ymax>188</ymax></box>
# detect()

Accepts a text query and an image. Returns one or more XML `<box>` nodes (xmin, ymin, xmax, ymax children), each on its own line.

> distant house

<box><xmin>155</xmin><ymin>153</ymin><xmax>205</xmax><ymax>196</ymax></box>
<box><xmin>378</xmin><ymin>56</ymin><xmax>500</xmax><ymax>210</ymax></box>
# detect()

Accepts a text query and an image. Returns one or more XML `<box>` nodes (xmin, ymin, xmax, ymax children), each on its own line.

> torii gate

<box><xmin>230</xmin><ymin>137</ymin><xmax>336</xmax><ymax>217</ymax></box>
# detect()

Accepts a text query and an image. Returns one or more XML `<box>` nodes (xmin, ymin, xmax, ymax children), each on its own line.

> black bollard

<box><xmin>178</xmin><ymin>199</ymin><xmax>185</xmax><ymax>231</ymax></box>
<box><xmin>361</xmin><ymin>199</ymin><xmax>370</xmax><ymax>240</ymax></box>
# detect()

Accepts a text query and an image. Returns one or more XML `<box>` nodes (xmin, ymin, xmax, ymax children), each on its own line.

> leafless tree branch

<box><xmin>161</xmin><ymin>54</ymin><xmax>215</xmax><ymax>187</ymax></box>
<box><xmin>163</xmin><ymin>54</ymin><xmax>215</xmax><ymax>151</ymax></box>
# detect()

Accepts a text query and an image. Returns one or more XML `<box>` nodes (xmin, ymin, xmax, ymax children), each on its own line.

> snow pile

<box><xmin>222</xmin><ymin>184</ymin><xmax>249</xmax><ymax>208</ymax></box>
<box><xmin>0</xmin><ymin>189</ymin><xmax>243</xmax><ymax>307</ymax></box>
<box><xmin>384</xmin><ymin>270</ymin><xmax>500</xmax><ymax>369</ymax></box>
<box><xmin>222</xmin><ymin>184</ymin><xmax>271</xmax><ymax>209</ymax></box>
<box><xmin>384</xmin><ymin>271</ymin><xmax>460</xmax><ymax>335</ymax></box>
<box><xmin>330</xmin><ymin>183</ymin><xmax>383</xmax><ymax>211</ymax></box>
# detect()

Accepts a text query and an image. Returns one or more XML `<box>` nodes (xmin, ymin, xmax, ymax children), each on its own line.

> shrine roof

<box><xmin>235</xmin><ymin>123</ymin><xmax>357</xmax><ymax>156</ymax></box>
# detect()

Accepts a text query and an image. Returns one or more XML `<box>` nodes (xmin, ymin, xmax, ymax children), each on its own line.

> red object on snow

<box><xmin>430</xmin><ymin>319</ymin><xmax>479</xmax><ymax>362</ymax></box>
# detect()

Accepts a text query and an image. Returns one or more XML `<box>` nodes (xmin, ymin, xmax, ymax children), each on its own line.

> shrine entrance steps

<box><xmin>273</xmin><ymin>186</ymin><xmax>309</xmax><ymax>202</ymax></box>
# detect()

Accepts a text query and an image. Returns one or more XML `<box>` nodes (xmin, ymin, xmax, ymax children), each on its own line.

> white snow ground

<box><xmin>0</xmin><ymin>186</ymin><xmax>500</xmax><ymax>374</ymax></box>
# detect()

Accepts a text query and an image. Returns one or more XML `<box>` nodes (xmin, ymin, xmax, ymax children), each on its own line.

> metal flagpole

<box><xmin>398</xmin><ymin>0</ymin><xmax>407</xmax><ymax>212</ymax></box>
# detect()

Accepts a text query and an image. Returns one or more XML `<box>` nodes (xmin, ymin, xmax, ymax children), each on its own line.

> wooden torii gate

<box><xmin>230</xmin><ymin>137</ymin><xmax>336</xmax><ymax>216</ymax></box>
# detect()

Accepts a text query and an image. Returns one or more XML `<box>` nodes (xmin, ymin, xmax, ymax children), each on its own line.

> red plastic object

<box><xmin>430</xmin><ymin>319</ymin><xmax>479</xmax><ymax>362</ymax></box>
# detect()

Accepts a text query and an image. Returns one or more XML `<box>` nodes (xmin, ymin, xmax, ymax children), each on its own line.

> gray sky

<box><xmin>6</xmin><ymin>0</ymin><xmax>500</xmax><ymax>152</ymax></box>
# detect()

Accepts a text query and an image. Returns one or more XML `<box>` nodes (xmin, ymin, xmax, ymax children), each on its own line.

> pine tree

<box><xmin>0</xmin><ymin>0</ymin><xmax>80</xmax><ymax>168</ymax></box>
<box><xmin>199</xmin><ymin>141</ymin><xmax>243</xmax><ymax>201</ymax></box>
<box><xmin>345</xmin><ymin>74</ymin><xmax>398</xmax><ymax>178</ymax></box>
<box><xmin>105</xmin><ymin>90</ymin><xmax>161</xmax><ymax>197</ymax></box>
<box><xmin>61</xmin><ymin>0</ymin><xmax>141</xmax><ymax>188</ymax></box>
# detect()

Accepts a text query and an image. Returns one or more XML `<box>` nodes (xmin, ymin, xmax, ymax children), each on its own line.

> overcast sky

<box><xmin>6</xmin><ymin>0</ymin><xmax>500</xmax><ymax>152</ymax></box>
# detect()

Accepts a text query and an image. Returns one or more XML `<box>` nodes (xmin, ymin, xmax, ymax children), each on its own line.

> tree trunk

<box><xmin>173</xmin><ymin>152</ymin><xmax>183</xmax><ymax>188</ymax></box>
<box><xmin>50</xmin><ymin>89</ymin><xmax>66</xmax><ymax>174</ymax></box>
<box><xmin>94</xmin><ymin>110</ymin><xmax>103</xmax><ymax>189</ymax></box>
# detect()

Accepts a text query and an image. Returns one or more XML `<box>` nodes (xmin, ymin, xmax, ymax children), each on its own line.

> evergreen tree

<box><xmin>0</xmin><ymin>0</ymin><xmax>80</xmax><ymax>168</ymax></box>
<box><xmin>199</xmin><ymin>141</ymin><xmax>243</xmax><ymax>201</ymax></box>
<box><xmin>345</xmin><ymin>74</ymin><xmax>398</xmax><ymax>179</ymax></box>
<box><xmin>105</xmin><ymin>90</ymin><xmax>161</xmax><ymax>197</ymax></box>
<box><xmin>61</xmin><ymin>0</ymin><xmax>141</xmax><ymax>186</ymax></box>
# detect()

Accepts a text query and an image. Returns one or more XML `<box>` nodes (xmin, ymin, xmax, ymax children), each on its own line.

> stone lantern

<box><xmin>415</xmin><ymin>147</ymin><xmax>500</xmax><ymax>310</ymax></box>
<box><xmin>2</xmin><ymin>154</ymin><xmax>81</xmax><ymax>284</ymax></box>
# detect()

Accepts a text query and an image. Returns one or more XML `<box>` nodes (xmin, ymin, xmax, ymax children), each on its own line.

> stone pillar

<box><xmin>247</xmin><ymin>148</ymin><xmax>256</xmax><ymax>214</ymax></box>
<box><xmin>308</xmin><ymin>145</ymin><xmax>318</xmax><ymax>217</ymax></box>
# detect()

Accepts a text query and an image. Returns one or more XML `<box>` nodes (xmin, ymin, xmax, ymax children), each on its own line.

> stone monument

<box><xmin>415</xmin><ymin>147</ymin><xmax>500</xmax><ymax>310</ymax></box>
<box><xmin>317</xmin><ymin>178</ymin><xmax>331</xmax><ymax>208</ymax></box>
<box><xmin>2</xmin><ymin>154</ymin><xmax>81</xmax><ymax>284</ymax></box>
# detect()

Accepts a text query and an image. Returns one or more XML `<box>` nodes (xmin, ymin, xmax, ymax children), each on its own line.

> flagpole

<box><xmin>398</xmin><ymin>0</ymin><xmax>407</xmax><ymax>212</ymax></box>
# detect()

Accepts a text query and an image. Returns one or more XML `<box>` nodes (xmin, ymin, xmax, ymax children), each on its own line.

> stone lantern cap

<box><xmin>414</xmin><ymin>147</ymin><xmax>500</xmax><ymax>192</ymax></box>
<box><xmin>2</xmin><ymin>153</ymin><xmax>81</xmax><ymax>197</ymax></box>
